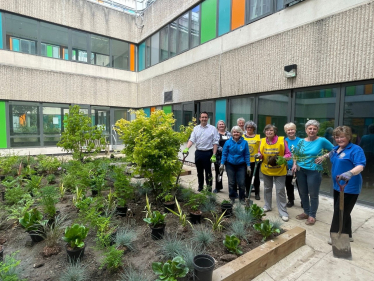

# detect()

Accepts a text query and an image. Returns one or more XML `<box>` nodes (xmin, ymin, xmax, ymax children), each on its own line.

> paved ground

<box><xmin>179</xmin><ymin>165</ymin><xmax>374</xmax><ymax>281</ymax></box>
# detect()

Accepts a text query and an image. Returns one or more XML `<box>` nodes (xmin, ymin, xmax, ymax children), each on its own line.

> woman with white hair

<box><xmin>237</xmin><ymin>117</ymin><xmax>245</xmax><ymax>131</ymax></box>
<box><xmin>292</xmin><ymin>120</ymin><xmax>334</xmax><ymax>225</ymax></box>
<box><xmin>220</xmin><ymin>126</ymin><xmax>251</xmax><ymax>204</ymax></box>
<box><xmin>284</xmin><ymin>122</ymin><xmax>301</xmax><ymax>207</ymax></box>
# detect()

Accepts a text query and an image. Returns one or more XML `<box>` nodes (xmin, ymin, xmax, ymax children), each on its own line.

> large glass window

<box><xmin>190</xmin><ymin>5</ymin><xmax>200</xmax><ymax>48</ymax></box>
<box><xmin>276</xmin><ymin>0</ymin><xmax>285</xmax><ymax>11</ymax></box>
<box><xmin>230</xmin><ymin>97</ymin><xmax>255</xmax><ymax>129</ymax></box>
<box><xmin>160</xmin><ymin>26</ymin><xmax>169</xmax><ymax>61</ymax></box>
<box><xmin>178</xmin><ymin>12</ymin><xmax>189</xmax><ymax>54</ymax></box>
<box><xmin>91</xmin><ymin>107</ymin><xmax>110</xmax><ymax>135</ymax></box>
<box><xmin>173</xmin><ymin>104</ymin><xmax>182</xmax><ymax>131</ymax></box>
<box><xmin>145</xmin><ymin>37</ymin><xmax>151</xmax><ymax>68</ymax></box>
<box><xmin>169</xmin><ymin>20</ymin><xmax>178</xmax><ymax>58</ymax></box>
<box><xmin>72</xmin><ymin>30</ymin><xmax>88</xmax><ymax>62</ymax></box>
<box><xmin>40</xmin><ymin>22</ymin><xmax>69</xmax><ymax>60</ymax></box>
<box><xmin>91</xmin><ymin>35</ymin><xmax>110</xmax><ymax>67</ymax></box>
<box><xmin>247</xmin><ymin>0</ymin><xmax>272</xmax><ymax>22</ymax></box>
<box><xmin>258</xmin><ymin>93</ymin><xmax>288</xmax><ymax>137</ymax></box>
<box><xmin>200</xmin><ymin>101</ymin><xmax>214</xmax><ymax>125</ymax></box>
<box><xmin>151</xmin><ymin>32</ymin><xmax>160</xmax><ymax>66</ymax></box>
<box><xmin>5</xmin><ymin>14</ymin><xmax>38</xmax><ymax>55</ymax></box>
<box><xmin>343</xmin><ymin>84</ymin><xmax>374</xmax><ymax>204</ymax></box>
<box><xmin>112</xmin><ymin>39</ymin><xmax>129</xmax><ymax>70</ymax></box>
<box><xmin>43</xmin><ymin>106</ymin><xmax>65</xmax><ymax>146</ymax></box>
<box><xmin>9</xmin><ymin>103</ymin><xmax>40</xmax><ymax>147</ymax></box>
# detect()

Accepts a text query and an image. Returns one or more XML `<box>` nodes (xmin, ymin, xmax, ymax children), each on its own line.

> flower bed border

<box><xmin>212</xmin><ymin>226</ymin><xmax>306</xmax><ymax>281</ymax></box>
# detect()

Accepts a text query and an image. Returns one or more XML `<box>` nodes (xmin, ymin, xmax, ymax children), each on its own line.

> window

<box><xmin>151</xmin><ymin>32</ymin><xmax>160</xmax><ymax>66</ymax></box>
<box><xmin>91</xmin><ymin>107</ymin><xmax>110</xmax><ymax>135</ymax></box>
<box><xmin>178</xmin><ymin>12</ymin><xmax>189</xmax><ymax>53</ymax></box>
<box><xmin>43</xmin><ymin>106</ymin><xmax>65</xmax><ymax>146</ymax></box>
<box><xmin>247</xmin><ymin>0</ymin><xmax>272</xmax><ymax>22</ymax></box>
<box><xmin>173</xmin><ymin>104</ymin><xmax>182</xmax><ymax>131</ymax></box>
<box><xmin>190</xmin><ymin>5</ymin><xmax>200</xmax><ymax>48</ymax></box>
<box><xmin>145</xmin><ymin>37</ymin><xmax>151</xmax><ymax>68</ymax></box>
<box><xmin>160</xmin><ymin>26</ymin><xmax>169</xmax><ymax>61</ymax></box>
<box><xmin>5</xmin><ymin>14</ymin><xmax>38</xmax><ymax>55</ymax></box>
<box><xmin>91</xmin><ymin>35</ymin><xmax>110</xmax><ymax>67</ymax></box>
<box><xmin>40</xmin><ymin>22</ymin><xmax>69</xmax><ymax>60</ymax></box>
<box><xmin>72</xmin><ymin>31</ymin><xmax>88</xmax><ymax>62</ymax></box>
<box><xmin>276</xmin><ymin>0</ymin><xmax>285</xmax><ymax>11</ymax></box>
<box><xmin>230</xmin><ymin>97</ymin><xmax>255</xmax><ymax>129</ymax></box>
<box><xmin>169</xmin><ymin>20</ymin><xmax>177</xmax><ymax>58</ymax></box>
<box><xmin>112</xmin><ymin>39</ymin><xmax>129</xmax><ymax>70</ymax></box>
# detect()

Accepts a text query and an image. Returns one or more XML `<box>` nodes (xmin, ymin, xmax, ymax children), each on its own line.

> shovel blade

<box><xmin>331</xmin><ymin>232</ymin><xmax>352</xmax><ymax>260</ymax></box>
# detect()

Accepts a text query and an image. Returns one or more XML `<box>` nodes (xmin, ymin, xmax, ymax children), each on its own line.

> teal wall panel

<box><xmin>201</xmin><ymin>0</ymin><xmax>217</xmax><ymax>44</ymax></box>
<box><xmin>143</xmin><ymin>107</ymin><xmax>150</xmax><ymax>117</ymax></box>
<box><xmin>0</xmin><ymin>13</ymin><xmax>3</xmax><ymax>49</ymax></box>
<box><xmin>215</xmin><ymin>99</ymin><xmax>227</xmax><ymax>125</ymax></box>
<box><xmin>218</xmin><ymin>0</ymin><xmax>231</xmax><ymax>36</ymax></box>
<box><xmin>139</xmin><ymin>42</ymin><xmax>145</xmax><ymax>71</ymax></box>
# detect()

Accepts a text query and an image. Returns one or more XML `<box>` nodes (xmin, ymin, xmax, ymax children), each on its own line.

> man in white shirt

<box><xmin>183</xmin><ymin>112</ymin><xmax>219</xmax><ymax>191</ymax></box>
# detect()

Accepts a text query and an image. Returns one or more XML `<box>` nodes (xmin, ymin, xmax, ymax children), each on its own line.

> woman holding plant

<box><xmin>213</xmin><ymin>120</ymin><xmax>232</xmax><ymax>193</ymax></box>
<box><xmin>220</xmin><ymin>126</ymin><xmax>251</xmax><ymax>205</ymax></box>
<box><xmin>292</xmin><ymin>120</ymin><xmax>334</xmax><ymax>225</ymax></box>
<box><xmin>257</xmin><ymin>124</ymin><xmax>291</xmax><ymax>222</ymax></box>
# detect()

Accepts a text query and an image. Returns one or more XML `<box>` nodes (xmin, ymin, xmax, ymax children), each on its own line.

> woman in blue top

<box><xmin>292</xmin><ymin>120</ymin><xmax>334</xmax><ymax>225</ymax></box>
<box><xmin>328</xmin><ymin>126</ymin><xmax>366</xmax><ymax>244</ymax></box>
<box><xmin>220</xmin><ymin>126</ymin><xmax>251</xmax><ymax>205</ymax></box>
<box><xmin>284</xmin><ymin>122</ymin><xmax>301</xmax><ymax>208</ymax></box>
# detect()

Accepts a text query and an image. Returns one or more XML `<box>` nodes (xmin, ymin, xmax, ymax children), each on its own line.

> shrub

<box><xmin>0</xmin><ymin>252</ymin><xmax>26</xmax><ymax>281</ymax></box>
<box><xmin>191</xmin><ymin>225</ymin><xmax>215</xmax><ymax>248</ymax></box>
<box><xmin>59</xmin><ymin>261</ymin><xmax>88</xmax><ymax>281</ymax></box>
<box><xmin>4</xmin><ymin>184</ymin><xmax>24</xmax><ymax>206</ymax></box>
<box><xmin>24</xmin><ymin>175</ymin><xmax>43</xmax><ymax>192</ymax></box>
<box><xmin>36</xmin><ymin>155</ymin><xmax>61</xmax><ymax>174</ymax></box>
<box><xmin>40</xmin><ymin>186</ymin><xmax>59</xmax><ymax>219</ymax></box>
<box><xmin>100</xmin><ymin>246</ymin><xmax>124</xmax><ymax>272</ymax></box>
<box><xmin>46</xmin><ymin>174</ymin><xmax>56</xmax><ymax>184</ymax></box>
<box><xmin>156</xmin><ymin>233</ymin><xmax>185</xmax><ymax>260</ymax></box>
<box><xmin>115</xmin><ymin>226</ymin><xmax>137</xmax><ymax>251</ymax></box>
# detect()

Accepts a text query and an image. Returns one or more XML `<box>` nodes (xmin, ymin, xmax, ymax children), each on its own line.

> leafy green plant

<box><xmin>248</xmin><ymin>203</ymin><xmax>266</xmax><ymax>221</ymax></box>
<box><xmin>59</xmin><ymin>261</ymin><xmax>88</xmax><ymax>281</ymax></box>
<box><xmin>19</xmin><ymin>208</ymin><xmax>47</xmax><ymax>232</ymax></box>
<box><xmin>166</xmin><ymin>198</ymin><xmax>192</xmax><ymax>229</ymax></box>
<box><xmin>0</xmin><ymin>252</ymin><xmax>26</xmax><ymax>281</ymax></box>
<box><xmin>185</xmin><ymin>193</ymin><xmax>207</xmax><ymax>212</ymax></box>
<box><xmin>156</xmin><ymin>233</ymin><xmax>185</xmax><ymax>260</ymax></box>
<box><xmin>5</xmin><ymin>194</ymin><xmax>34</xmax><ymax>221</ymax></box>
<box><xmin>115</xmin><ymin>226</ymin><xmax>137</xmax><ymax>251</ymax></box>
<box><xmin>253</xmin><ymin>219</ymin><xmax>280</xmax><ymax>242</ymax></box>
<box><xmin>73</xmin><ymin>186</ymin><xmax>85</xmax><ymax>207</ymax></box>
<box><xmin>152</xmin><ymin>256</ymin><xmax>189</xmax><ymax>281</ymax></box>
<box><xmin>4</xmin><ymin>184</ymin><xmax>24</xmax><ymax>206</ymax></box>
<box><xmin>143</xmin><ymin>211</ymin><xmax>166</xmax><ymax>228</ymax></box>
<box><xmin>191</xmin><ymin>225</ymin><xmax>215</xmax><ymax>248</ymax></box>
<box><xmin>40</xmin><ymin>186</ymin><xmax>59</xmax><ymax>219</ymax></box>
<box><xmin>223</xmin><ymin>234</ymin><xmax>243</xmax><ymax>255</ymax></box>
<box><xmin>221</xmin><ymin>199</ymin><xmax>231</xmax><ymax>205</ymax></box>
<box><xmin>57</xmin><ymin>105</ymin><xmax>106</xmax><ymax>161</ymax></box>
<box><xmin>113</xmin><ymin>166</ymin><xmax>133</xmax><ymax>207</ymax></box>
<box><xmin>276</xmin><ymin>155</ymin><xmax>288</xmax><ymax>166</ymax></box>
<box><xmin>120</xmin><ymin>266</ymin><xmax>152</xmax><ymax>281</ymax></box>
<box><xmin>205</xmin><ymin>211</ymin><xmax>226</xmax><ymax>232</ymax></box>
<box><xmin>100</xmin><ymin>246</ymin><xmax>124</xmax><ymax>272</ymax></box>
<box><xmin>62</xmin><ymin>224</ymin><xmax>89</xmax><ymax>249</ymax></box>
<box><xmin>46</xmin><ymin>174</ymin><xmax>56</xmax><ymax>184</ymax></box>
<box><xmin>24</xmin><ymin>175</ymin><xmax>43</xmax><ymax>192</ymax></box>
<box><xmin>36</xmin><ymin>155</ymin><xmax>61</xmax><ymax>175</ymax></box>
<box><xmin>164</xmin><ymin>193</ymin><xmax>174</xmax><ymax>203</ymax></box>
<box><xmin>59</xmin><ymin>183</ymin><xmax>66</xmax><ymax>199</ymax></box>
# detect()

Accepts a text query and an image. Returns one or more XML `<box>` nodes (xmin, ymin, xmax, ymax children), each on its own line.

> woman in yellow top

<box><xmin>243</xmin><ymin>121</ymin><xmax>261</xmax><ymax>200</ymax></box>
<box><xmin>257</xmin><ymin>124</ymin><xmax>292</xmax><ymax>222</ymax></box>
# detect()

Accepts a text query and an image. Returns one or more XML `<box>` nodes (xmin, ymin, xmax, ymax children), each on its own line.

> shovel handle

<box><xmin>182</xmin><ymin>151</ymin><xmax>189</xmax><ymax>158</ymax></box>
<box><xmin>335</xmin><ymin>176</ymin><xmax>348</xmax><ymax>192</ymax></box>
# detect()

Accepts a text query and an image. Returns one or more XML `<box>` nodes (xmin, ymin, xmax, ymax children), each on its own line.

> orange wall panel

<box><xmin>231</xmin><ymin>0</ymin><xmax>246</xmax><ymax>30</ymax></box>
<box><xmin>130</xmin><ymin>44</ymin><xmax>135</xmax><ymax>71</ymax></box>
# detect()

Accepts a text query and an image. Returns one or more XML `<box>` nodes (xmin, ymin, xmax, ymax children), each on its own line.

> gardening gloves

<box><xmin>210</xmin><ymin>154</ymin><xmax>216</xmax><ymax>163</ymax></box>
<box><xmin>219</xmin><ymin>164</ymin><xmax>224</xmax><ymax>173</ymax></box>
<box><xmin>247</xmin><ymin>166</ymin><xmax>252</xmax><ymax>176</ymax></box>
<box><xmin>338</xmin><ymin>171</ymin><xmax>353</xmax><ymax>181</ymax></box>
<box><xmin>182</xmin><ymin>147</ymin><xmax>189</xmax><ymax>154</ymax></box>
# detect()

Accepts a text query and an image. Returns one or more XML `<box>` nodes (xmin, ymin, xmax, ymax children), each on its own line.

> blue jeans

<box><xmin>225</xmin><ymin>162</ymin><xmax>246</xmax><ymax>200</ymax></box>
<box><xmin>296</xmin><ymin>168</ymin><xmax>322</xmax><ymax>218</ymax></box>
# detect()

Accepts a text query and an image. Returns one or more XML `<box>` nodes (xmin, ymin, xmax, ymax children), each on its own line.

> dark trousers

<box><xmin>245</xmin><ymin>161</ymin><xmax>261</xmax><ymax>196</ymax></box>
<box><xmin>214</xmin><ymin>162</ymin><xmax>223</xmax><ymax>190</ymax></box>
<box><xmin>285</xmin><ymin>174</ymin><xmax>299</xmax><ymax>201</ymax></box>
<box><xmin>195</xmin><ymin>150</ymin><xmax>213</xmax><ymax>190</ymax></box>
<box><xmin>330</xmin><ymin>190</ymin><xmax>359</xmax><ymax>238</ymax></box>
<box><xmin>226</xmin><ymin>162</ymin><xmax>246</xmax><ymax>200</ymax></box>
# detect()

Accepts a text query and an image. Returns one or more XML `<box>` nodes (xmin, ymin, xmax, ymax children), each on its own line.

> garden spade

<box><xmin>175</xmin><ymin>151</ymin><xmax>189</xmax><ymax>187</ymax></box>
<box><xmin>331</xmin><ymin>177</ymin><xmax>352</xmax><ymax>260</ymax></box>
<box><xmin>246</xmin><ymin>155</ymin><xmax>261</xmax><ymax>206</ymax></box>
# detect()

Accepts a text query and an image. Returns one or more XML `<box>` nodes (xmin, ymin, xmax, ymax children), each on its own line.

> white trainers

<box><xmin>263</xmin><ymin>207</ymin><xmax>271</xmax><ymax>212</ymax></box>
<box><xmin>281</xmin><ymin>216</ymin><xmax>289</xmax><ymax>222</ymax></box>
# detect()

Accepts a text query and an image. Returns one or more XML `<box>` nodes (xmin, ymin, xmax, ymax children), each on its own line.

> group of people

<box><xmin>184</xmin><ymin>112</ymin><xmax>366</xmax><ymax>242</ymax></box>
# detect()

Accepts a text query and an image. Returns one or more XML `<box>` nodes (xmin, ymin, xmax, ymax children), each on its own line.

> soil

<box><xmin>0</xmin><ymin>181</ymin><xmax>283</xmax><ymax>281</ymax></box>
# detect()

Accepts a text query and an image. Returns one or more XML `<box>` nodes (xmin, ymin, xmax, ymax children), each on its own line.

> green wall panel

<box><xmin>163</xmin><ymin>105</ymin><xmax>172</xmax><ymax>114</ymax></box>
<box><xmin>0</xmin><ymin>101</ymin><xmax>7</xmax><ymax>148</ymax></box>
<box><xmin>201</xmin><ymin>0</ymin><xmax>217</xmax><ymax>44</ymax></box>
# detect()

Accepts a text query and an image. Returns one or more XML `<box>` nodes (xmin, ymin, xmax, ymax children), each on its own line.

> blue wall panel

<box><xmin>138</xmin><ymin>42</ymin><xmax>145</xmax><ymax>71</ymax></box>
<box><xmin>215</xmin><ymin>99</ymin><xmax>227</xmax><ymax>125</ymax></box>
<box><xmin>218</xmin><ymin>0</ymin><xmax>231</xmax><ymax>36</ymax></box>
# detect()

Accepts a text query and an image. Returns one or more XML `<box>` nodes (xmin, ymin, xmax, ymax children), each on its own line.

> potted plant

<box><xmin>113</xmin><ymin>166</ymin><xmax>133</xmax><ymax>217</ymax></box>
<box><xmin>90</xmin><ymin>172</ymin><xmax>105</xmax><ymax>197</ymax></box>
<box><xmin>221</xmin><ymin>199</ymin><xmax>233</xmax><ymax>217</ymax></box>
<box><xmin>163</xmin><ymin>193</ymin><xmax>175</xmax><ymax>213</ymax></box>
<box><xmin>62</xmin><ymin>224</ymin><xmax>89</xmax><ymax>262</ymax></box>
<box><xmin>143</xmin><ymin>210</ymin><xmax>166</xmax><ymax>240</ymax></box>
<box><xmin>40</xmin><ymin>186</ymin><xmax>60</xmax><ymax>224</ymax></box>
<box><xmin>19</xmin><ymin>208</ymin><xmax>48</xmax><ymax>242</ymax></box>
<box><xmin>185</xmin><ymin>193</ymin><xmax>207</xmax><ymax>224</ymax></box>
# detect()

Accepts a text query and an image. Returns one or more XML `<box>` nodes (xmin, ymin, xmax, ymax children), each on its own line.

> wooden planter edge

<box><xmin>212</xmin><ymin>226</ymin><xmax>306</xmax><ymax>281</ymax></box>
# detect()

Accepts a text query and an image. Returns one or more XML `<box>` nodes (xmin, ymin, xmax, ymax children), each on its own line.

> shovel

<box><xmin>330</xmin><ymin>176</ymin><xmax>352</xmax><ymax>260</ymax></box>
<box><xmin>246</xmin><ymin>155</ymin><xmax>261</xmax><ymax>207</ymax></box>
<box><xmin>175</xmin><ymin>151</ymin><xmax>189</xmax><ymax>187</ymax></box>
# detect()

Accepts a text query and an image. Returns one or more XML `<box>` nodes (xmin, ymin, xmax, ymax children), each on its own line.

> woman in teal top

<box><xmin>292</xmin><ymin>120</ymin><xmax>334</xmax><ymax>225</ymax></box>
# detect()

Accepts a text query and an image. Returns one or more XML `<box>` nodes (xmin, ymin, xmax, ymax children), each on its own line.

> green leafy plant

<box><xmin>143</xmin><ymin>211</ymin><xmax>166</xmax><ymax>228</ymax></box>
<box><xmin>221</xmin><ymin>199</ymin><xmax>231</xmax><ymax>205</ymax></box>
<box><xmin>253</xmin><ymin>219</ymin><xmax>280</xmax><ymax>242</ymax></box>
<box><xmin>19</xmin><ymin>208</ymin><xmax>47</xmax><ymax>232</ymax></box>
<box><xmin>46</xmin><ymin>174</ymin><xmax>56</xmax><ymax>184</ymax></box>
<box><xmin>113</xmin><ymin>166</ymin><xmax>133</xmax><ymax>207</ymax></box>
<box><xmin>164</xmin><ymin>193</ymin><xmax>174</xmax><ymax>203</ymax></box>
<box><xmin>5</xmin><ymin>194</ymin><xmax>34</xmax><ymax>221</ymax></box>
<box><xmin>62</xmin><ymin>224</ymin><xmax>89</xmax><ymax>249</ymax></box>
<box><xmin>152</xmin><ymin>256</ymin><xmax>189</xmax><ymax>281</ymax></box>
<box><xmin>191</xmin><ymin>225</ymin><xmax>215</xmax><ymax>248</ymax></box>
<box><xmin>166</xmin><ymin>198</ymin><xmax>192</xmax><ymax>229</ymax></box>
<box><xmin>205</xmin><ymin>211</ymin><xmax>226</xmax><ymax>232</ymax></box>
<box><xmin>276</xmin><ymin>155</ymin><xmax>288</xmax><ymax>166</ymax></box>
<box><xmin>57</xmin><ymin>105</ymin><xmax>106</xmax><ymax>161</ymax></box>
<box><xmin>0</xmin><ymin>252</ymin><xmax>26</xmax><ymax>281</ymax></box>
<box><xmin>248</xmin><ymin>203</ymin><xmax>266</xmax><ymax>221</ymax></box>
<box><xmin>115</xmin><ymin>226</ymin><xmax>137</xmax><ymax>251</ymax></box>
<box><xmin>24</xmin><ymin>175</ymin><xmax>43</xmax><ymax>192</ymax></box>
<box><xmin>36</xmin><ymin>155</ymin><xmax>61</xmax><ymax>175</ymax></box>
<box><xmin>40</xmin><ymin>186</ymin><xmax>59</xmax><ymax>219</ymax></box>
<box><xmin>59</xmin><ymin>261</ymin><xmax>88</xmax><ymax>281</ymax></box>
<box><xmin>185</xmin><ymin>193</ymin><xmax>207</xmax><ymax>213</ymax></box>
<box><xmin>100</xmin><ymin>246</ymin><xmax>124</xmax><ymax>272</ymax></box>
<box><xmin>59</xmin><ymin>183</ymin><xmax>66</xmax><ymax>199</ymax></box>
<box><xmin>223</xmin><ymin>234</ymin><xmax>243</xmax><ymax>255</ymax></box>
<box><xmin>4</xmin><ymin>184</ymin><xmax>24</xmax><ymax>206</ymax></box>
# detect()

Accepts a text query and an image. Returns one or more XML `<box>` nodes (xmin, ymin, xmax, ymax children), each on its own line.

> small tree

<box><xmin>57</xmin><ymin>105</ymin><xmax>106</xmax><ymax>161</ymax></box>
<box><xmin>115</xmin><ymin>109</ymin><xmax>194</xmax><ymax>192</ymax></box>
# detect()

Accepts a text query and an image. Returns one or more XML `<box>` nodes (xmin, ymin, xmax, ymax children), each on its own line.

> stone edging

<box><xmin>212</xmin><ymin>226</ymin><xmax>306</xmax><ymax>281</ymax></box>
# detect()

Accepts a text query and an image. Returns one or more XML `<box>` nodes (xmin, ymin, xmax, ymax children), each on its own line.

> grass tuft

<box><xmin>156</xmin><ymin>233</ymin><xmax>186</xmax><ymax>260</ymax></box>
<box><xmin>191</xmin><ymin>224</ymin><xmax>215</xmax><ymax>248</ymax></box>
<box><xmin>115</xmin><ymin>226</ymin><xmax>137</xmax><ymax>251</ymax></box>
<box><xmin>59</xmin><ymin>261</ymin><xmax>88</xmax><ymax>281</ymax></box>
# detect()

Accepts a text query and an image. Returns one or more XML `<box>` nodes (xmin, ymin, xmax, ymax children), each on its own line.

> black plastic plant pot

<box><xmin>66</xmin><ymin>244</ymin><xmax>85</xmax><ymax>262</ymax></box>
<box><xmin>91</xmin><ymin>189</ymin><xmax>99</xmax><ymax>197</ymax></box>
<box><xmin>193</xmin><ymin>254</ymin><xmax>215</xmax><ymax>281</ymax></box>
<box><xmin>0</xmin><ymin>246</ymin><xmax>4</xmax><ymax>262</ymax></box>
<box><xmin>189</xmin><ymin>211</ymin><xmax>202</xmax><ymax>224</ymax></box>
<box><xmin>28</xmin><ymin>230</ymin><xmax>45</xmax><ymax>243</ymax></box>
<box><xmin>116</xmin><ymin>206</ymin><xmax>127</xmax><ymax>217</ymax></box>
<box><xmin>163</xmin><ymin>202</ymin><xmax>175</xmax><ymax>213</ymax></box>
<box><xmin>150</xmin><ymin>224</ymin><xmax>165</xmax><ymax>240</ymax></box>
<box><xmin>1</xmin><ymin>191</ymin><xmax>4</xmax><ymax>201</ymax></box>
<box><xmin>221</xmin><ymin>203</ymin><xmax>233</xmax><ymax>217</ymax></box>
